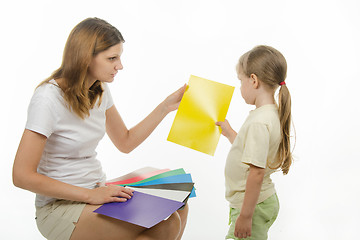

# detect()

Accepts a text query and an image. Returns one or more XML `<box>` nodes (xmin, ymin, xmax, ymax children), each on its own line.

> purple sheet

<box><xmin>94</xmin><ymin>191</ymin><xmax>184</xmax><ymax>228</ymax></box>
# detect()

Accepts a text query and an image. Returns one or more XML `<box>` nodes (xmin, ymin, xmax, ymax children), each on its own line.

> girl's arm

<box><xmin>216</xmin><ymin>119</ymin><xmax>237</xmax><ymax>144</ymax></box>
<box><xmin>106</xmin><ymin>85</ymin><xmax>186</xmax><ymax>153</ymax></box>
<box><xmin>13</xmin><ymin>129</ymin><xmax>133</xmax><ymax>205</ymax></box>
<box><xmin>234</xmin><ymin>164</ymin><xmax>265</xmax><ymax>239</ymax></box>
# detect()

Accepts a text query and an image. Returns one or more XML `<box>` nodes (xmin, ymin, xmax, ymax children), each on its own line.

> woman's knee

<box><xmin>136</xmin><ymin>212</ymin><xmax>181</xmax><ymax>240</ymax></box>
<box><xmin>176</xmin><ymin>204</ymin><xmax>189</xmax><ymax>239</ymax></box>
<box><xmin>166</xmin><ymin>212</ymin><xmax>181</xmax><ymax>234</ymax></box>
<box><xmin>177</xmin><ymin>204</ymin><xmax>189</xmax><ymax>224</ymax></box>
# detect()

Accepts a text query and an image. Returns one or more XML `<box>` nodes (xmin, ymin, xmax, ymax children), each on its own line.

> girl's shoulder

<box><xmin>250</xmin><ymin>104</ymin><xmax>278</xmax><ymax>120</ymax></box>
<box><xmin>244</xmin><ymin>105</ymin><xmax>280</xmax><ymax>131</ymax></box>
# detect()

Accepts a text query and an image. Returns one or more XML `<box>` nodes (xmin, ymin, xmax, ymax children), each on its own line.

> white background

<box><xmin>1</xmin><ymin>0</ymin><xmax>360</xmax><ymax>239</ymax></box>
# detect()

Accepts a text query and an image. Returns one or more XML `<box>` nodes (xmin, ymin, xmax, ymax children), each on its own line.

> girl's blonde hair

<box><xmin>39</xmin><ymin>17</ymin><xmax>124</xmax><ymax>119</ymax></box>
<box><xmin>238</xmin><ymin>45</ymin><xmax>293</xmax><ymax>175</ymax></box>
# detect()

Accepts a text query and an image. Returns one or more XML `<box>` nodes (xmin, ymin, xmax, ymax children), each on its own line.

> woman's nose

<box><xmin>115</xmin><ymin>61</ymin><xmax>123</xmax><ymax>70</ymax></box>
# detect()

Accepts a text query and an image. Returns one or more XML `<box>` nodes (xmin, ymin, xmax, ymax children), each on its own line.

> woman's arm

<box><xmin>106</xmin><ymin>85</ymin><xmax>186</xmax><ymax>153</ymax></box>
<box><xmin>234</xmin><ymin>164</ymin><xmax>265</xmax><ymax>239</ymax></box>
<box><xmin>13</xmin><ymin>129</ymin><xmax>133</xmax><ymax>204</ymax></box>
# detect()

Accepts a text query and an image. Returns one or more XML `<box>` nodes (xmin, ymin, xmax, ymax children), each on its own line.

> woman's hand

<box><xmin>234</xmin><ymin>214</ymin><xmax>252</xmax><ymax>239</ymax></box>
<box><xmin>86</xmin><ymin>185</ymin><xmax>134</xmax><ymax>205</ymax></box>
<box><xmin>215</xmin><ymin>119</ymin><xmax>237</xmax><ymax>144</ymax></box>
<box><xmin>162</xmin><ymin>84</ymin><xmax>187</xmax><ymax>113</ymax></box>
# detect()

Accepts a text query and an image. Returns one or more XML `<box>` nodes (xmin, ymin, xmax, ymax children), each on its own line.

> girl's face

<box><xmin>238</xmin><ymin>69</ymin><xmax>256</xmax><ymax>105</ymax></box>
<box><xmin>87</xmin><ymin>43</ymin><xmax>123</xmax><ymax>86</ymax></box>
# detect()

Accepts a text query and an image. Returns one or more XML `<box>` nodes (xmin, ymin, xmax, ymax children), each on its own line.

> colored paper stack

<box><xmin>93</xmin><ymin>167</ymin><xmax>196</xmax><ymax>228</ymax></box>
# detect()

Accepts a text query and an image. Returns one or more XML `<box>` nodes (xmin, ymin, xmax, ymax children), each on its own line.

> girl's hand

<box><xmin>234</xmin><ymin>214</ymin><xmax>252</xmax><ymax>239</ymax></box>
<box><xmin>163</xmin><ymin>84</ymin><xmax>187</xmax><ymax>113</ymax></box>
<box><xmin>215</xmin><ymin>119</ymin><xmax>237</xmax><ymax>144</ymax></box>
<box><xmin>86</xmin><ymin>185</ymin><xmax>134</xmax><ymax>205</ymax></box>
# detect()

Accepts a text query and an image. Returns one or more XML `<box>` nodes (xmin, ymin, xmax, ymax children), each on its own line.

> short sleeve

<box><xmin>25</xmin><ymin>89</ymin><xmax>57</xmax><ymax>138</ymax></box>
<box><xmin>103</xmin><ymin>83</ymin><xmax>114</xmax><ymax>110</ymax></box>
<box><xmin>242</xmin><ymin>123</ymin><xmax>270</xmax><ymax>168</ymax></box>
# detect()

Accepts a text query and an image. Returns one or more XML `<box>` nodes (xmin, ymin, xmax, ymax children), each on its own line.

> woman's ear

<box><xmin>250</xmin><ymin>73</ymin><xmax>259</xmax><ymax>89</ymax></box>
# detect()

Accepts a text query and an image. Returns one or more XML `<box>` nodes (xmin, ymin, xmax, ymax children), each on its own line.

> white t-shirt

<box><xmin>224</xmin><ymin>104</ymin><xmax>281</xmax><ymax>209</ymax></box>
<box><xmin>26</xmin><ymin>80</ymin><xmax>114</xmax><ymax>207</ymax></box>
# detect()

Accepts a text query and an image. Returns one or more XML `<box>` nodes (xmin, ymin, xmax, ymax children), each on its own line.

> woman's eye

<box><xmin>109</xmin><ymin>57</ymin><xmax>117</xmax><ymax>61</ymax></box>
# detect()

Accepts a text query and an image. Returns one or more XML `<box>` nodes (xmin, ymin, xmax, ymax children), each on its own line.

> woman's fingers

<box><xmin>89</xmin><ymin>185</ymin><xmax>136</xmax><ymax>204</ymax></box>
<box><xmin>110</xmin><ymin>197</ymin><xmax>129</xmax><ymax>203</ymax></box>
<box><xmin>108</xmin><ymin>185</ymin><xmax>134</xmax><ymax>199</ymax></box>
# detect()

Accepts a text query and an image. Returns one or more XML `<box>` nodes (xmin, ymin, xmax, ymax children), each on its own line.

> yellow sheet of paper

<box><xmin>167</xmin><ymin>75</ymin><xmax>235</xmax><ymax>155</ymax></box>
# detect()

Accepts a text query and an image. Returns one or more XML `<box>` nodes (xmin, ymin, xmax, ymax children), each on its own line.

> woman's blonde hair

<box><xmin>238</xmin><ymin>45</ymin><xmax>293</xmax><ymax>175</ymax></box>
<box><xmin>39</xmin><ymin>17</ymin><xmax>124</xmax><ymax>119</ymax></box>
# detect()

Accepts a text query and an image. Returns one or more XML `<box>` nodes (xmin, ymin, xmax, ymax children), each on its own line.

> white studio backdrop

<box><xmin>1</xmin><ymin>0</ymin><xmax>359</xmax><ymax>239</ymax></box>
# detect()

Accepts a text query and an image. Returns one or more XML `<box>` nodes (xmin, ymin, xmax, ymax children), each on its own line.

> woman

<box><xmin>12</xmin><ymin>17</ymin><xmax>188</xmax><ymax>240</ymax></box>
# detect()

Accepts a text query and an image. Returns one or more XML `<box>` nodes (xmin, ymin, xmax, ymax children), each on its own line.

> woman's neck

<box><xmin>55</xmin><ymin>78</ymin><xmax>96</xmax><ymax>90</ymax></box>
<box><xmin>86</xmin><ymin>78</ymin><xmax>97</xmax><ymax>89</ymax></box>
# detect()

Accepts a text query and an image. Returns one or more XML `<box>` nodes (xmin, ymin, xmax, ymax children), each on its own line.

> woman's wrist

<box><xmin>159</xmin><ymin>100</ymin><xmax>171</xmax><ymax>117</ymax></box>
<box><xmin>80</xmin><ymin>188</ymin><xmax>93</xmax><ymax>204</ymax></box>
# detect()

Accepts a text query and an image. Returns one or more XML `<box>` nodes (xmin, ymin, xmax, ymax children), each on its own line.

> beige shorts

<box><xmin>36</xmin><ymin>200</ymin><xmax>86</xmax><ymax>240</ymax></box>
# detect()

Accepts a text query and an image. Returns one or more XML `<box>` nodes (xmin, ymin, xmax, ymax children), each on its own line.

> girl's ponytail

<box><xmin>278</xmin><ymin>84</ymin><xmax>292</xmax><ymax>175</ymax></box>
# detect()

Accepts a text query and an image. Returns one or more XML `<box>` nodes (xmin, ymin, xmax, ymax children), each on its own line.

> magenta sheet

<box><xmin>94</xmin><ymin>191</ymin><xmax>184</xmax><ymax>228</ymax></box>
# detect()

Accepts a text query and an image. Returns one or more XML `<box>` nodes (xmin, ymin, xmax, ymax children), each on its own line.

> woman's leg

<box><xmin>136</xmin><ymin>211</ymin><xmax>181</xmax><ymax>240</ymax></box>
<box><xmin>136</xmin><ymin>204</ymin><xmax>189</xmax><ymax>240</ymax></box>
<box><xmin>70</xmin><ymin>204</ymin><xmax>146</xmax><ymax>240</ymax></box>
<box><xmin>176</xmin><ymin>204</ymin><xmax>189</xmax><ymax>240</ymax></box>
<box><xmin>71</xmin><ymin>204</ymin><xmax>183</xmax><ymax>240</ymax></box>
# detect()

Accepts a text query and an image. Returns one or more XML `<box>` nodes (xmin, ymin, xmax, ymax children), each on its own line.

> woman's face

<box><xmin>87</xmin><ymin>43</ymin><xmax>123</xmax><ymax>85</ymax></box>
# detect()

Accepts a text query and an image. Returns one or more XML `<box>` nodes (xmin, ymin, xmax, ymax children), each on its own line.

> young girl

<box><xmin>216</xmin><ymin>45</ymin><xmax>293</xmax><ymax>240</ymax></box>
<box><xmin>12</xmin><ymin>18</ymin><xmax>188</xmax><ymax>240</ymax></box>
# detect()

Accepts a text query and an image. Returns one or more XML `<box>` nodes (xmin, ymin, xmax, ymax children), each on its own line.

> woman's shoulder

<box><xmin>34</xmin><ymin>80</ymin><xmax>62</xmax><ymax>98</ymax></box>
<box><xmin>30</xmin><ymin>80</ymin><xmax>64</xmax><ymax>109</ymax></box>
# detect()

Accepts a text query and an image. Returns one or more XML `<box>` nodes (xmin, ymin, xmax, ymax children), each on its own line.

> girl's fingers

<box><xmin>215</xmin><ymin>121</ymin><xmax>223</xmax><ymax>126</ymax></box>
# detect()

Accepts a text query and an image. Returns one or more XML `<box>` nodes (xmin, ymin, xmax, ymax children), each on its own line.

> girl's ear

<box><xmin>250</xmin><ymin>73</ymin><xmax>259</xmax><ymax>89</ymax></box>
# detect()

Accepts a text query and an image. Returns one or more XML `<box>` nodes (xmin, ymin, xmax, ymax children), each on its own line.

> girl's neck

<box><xmin>254</xmin><ymin>91</ymin><xmax>275</xmax><ymax>109</ymax></box>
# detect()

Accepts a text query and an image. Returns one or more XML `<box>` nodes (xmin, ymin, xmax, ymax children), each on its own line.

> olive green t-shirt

<box><xmin>225</xmin><ymin>104</ymin><xmax>281</xmax><ymax>209</ymax></box>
